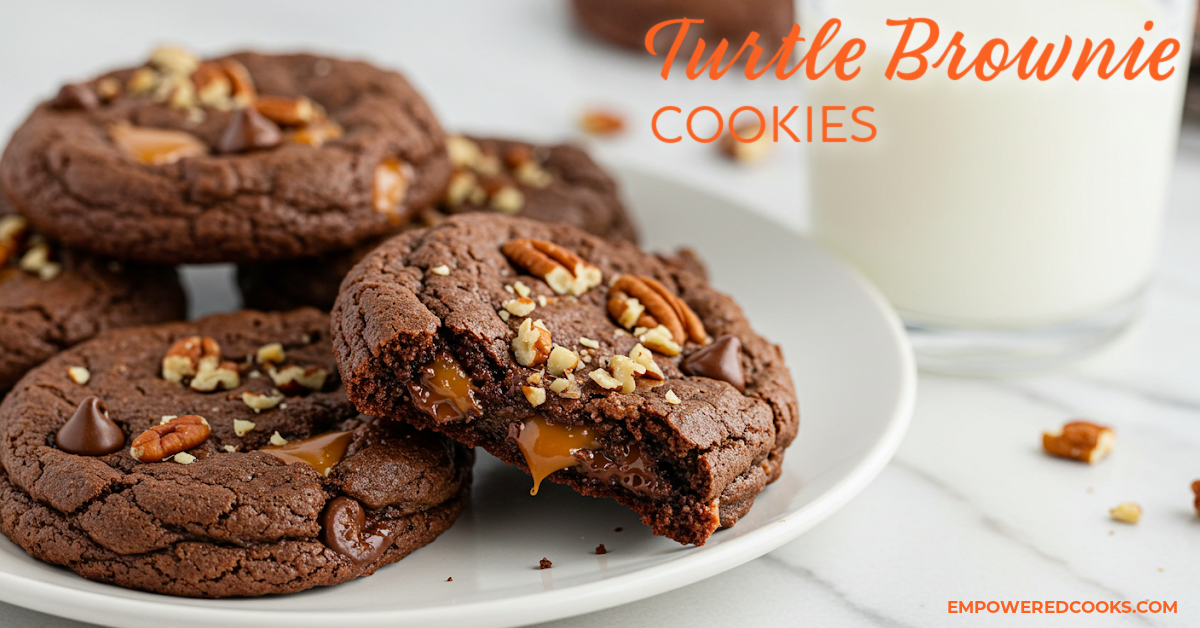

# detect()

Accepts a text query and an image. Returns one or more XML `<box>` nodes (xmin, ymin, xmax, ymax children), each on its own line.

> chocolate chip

<box><xmin>55</xmin><ymin>396</ymin><xmax>125</xmax><ymax>456</ymax></box>
<box><xmin>218</xmin><ymin>107</ymin><xmax>282</xmax><ymax>154</ymax></box>
<box><xmin>49</xmin><ymin>84</ymin><xmax>100</xmax><ymax>111</ymax></box>
<box><xmin>681</xmin><ymin>335</ymin><xmax>745</xmax><ymax>392</ymax></box>
<box><xmin>319</xmin><ymin>496</ymin><xmax>396</xmax><ymax>566</ymax></box>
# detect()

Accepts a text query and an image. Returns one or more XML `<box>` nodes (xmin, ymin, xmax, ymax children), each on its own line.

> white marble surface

<box><xmin>1</xmin><ymin>1</ymin><xmax>1198</xmax><ymax>626</ymax></box>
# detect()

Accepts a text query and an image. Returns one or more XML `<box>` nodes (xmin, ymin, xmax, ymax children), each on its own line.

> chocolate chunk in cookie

<box><xmin>332</xmin><ymin>214</ymin><xmax>797</xmax><ymax>545</ymax></box>
<box><xmin>0</xmin><ymin>309</ymin><xmax>471</xmax><ymax>597</ymax></box>
<box><xmin>0</xmin><ymin>49</ymin><xmax>452</xmax><ymax>264</ymax></box>
<box><xmin>237</xmin><ymin>135</ymin><xmax>638</xmax><ymax>311</ymax></box>
<box><xmin>0</xmin><ymin>198</ymin><xmax>185</xmax><ymax>391</ymax></box>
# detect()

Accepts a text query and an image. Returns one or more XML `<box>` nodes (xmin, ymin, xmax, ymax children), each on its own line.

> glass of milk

<box><xmin>798</xmin><ymin>0</ymin><xmax>1194</xmax><ymax>374</ymax></box>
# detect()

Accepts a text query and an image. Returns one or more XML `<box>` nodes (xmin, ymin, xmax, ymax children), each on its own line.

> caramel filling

<box><xmin>407</xmin><ymin>350</ymin><xmax>481</xmax><ymax>422</ymax></box>
<box><xmin>261</xmin><ymin>430</ymin><xmax>352</xmax><ymax>476</ymax></box>
<box><xmin>373</xmin><ymin>158</ymin><xmax>409</xmax><ymax>218</ymax></box>
<box><xmin>110</xmin><ymin>123</ymin><xmax>207</xmax><ymax>165</ymax></box>
<box><xmin>513</xmin><ymin>415</ymin><xmax>599</xmax><ymax>496</ymax></box>
<box><xmin>577</xmin><ymin>443</ymin><xmax>669</xmax><ymax>498</ymax></box>
<box><xmin>289</xmin><ymin>120</ymin><xmax>344</xmax><ymax>147</ymax></box>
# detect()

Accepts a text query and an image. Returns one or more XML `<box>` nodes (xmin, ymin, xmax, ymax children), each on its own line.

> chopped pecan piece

<box><xmin>1109</xmin><ymin>502</ymin><xmax>1142</xmax><ymax>524</ymax></box>
<box><xmin>242</xmin><ymin>390</ymin><xmax>284</xmax><ymax>412</ymax></box>
<box><xmin>269</xmin><ymin>364</ymin><xmax>330</xmax><ymax>395</ymax></box>
<box><xmin>579</xmin><ymin>109</ymin><xmax>625</xmax><ymax>136</ymax></box>
<box><xmin>189</xmin><ymin>360</ymin><xmax>240</xmax><ymax>392</ymax></box>
<box><xmin>546</xmin><ymin>345</ymin><xmax>579</xmax><ymax>377</ymax></box>
<box><xmin>512</xmin><ymin>318</ymin><xmax>552</xmax><ymax>367</ymax></box>
<box><xmin>162</xmin><ymin>336</ymin><xmax>221</xmax><ymax>383</ymax></box>
<box><xmin>1042</xmin><ymin>421</ymin><xmax>1114</xmax><ymax>463</ymax></box>
<box><xmin>522</xmin><ymin>385</ymin><xmax>546</xmax><ymax>407</ymax></box>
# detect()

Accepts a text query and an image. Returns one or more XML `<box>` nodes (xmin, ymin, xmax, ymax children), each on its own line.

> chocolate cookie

<box><xmin>237</xmin><ymin>135</ymin><xmax>638</xmax><ymax>311</ymax></box>
<box><xmin>573</xmin><ymin>0</ymin><xmax>795</xmax><ymax>60</ymax></box>
<box><xmin>0</xmin><ymin>309</ymin><xmax>471</xmax><ymax>597</ymax></box>
<box><xmin>0</xmin><ymin>49</ymin><xmax>452</xmax><ymax>264</ymax></box>
<box><xmin>0</xmin><ymin>199</ymin><xmax>185</xmax><ymax>390</ymax></box>
<box><xmin>332</xmin><ymin>214</ymin><xmax>797</xmax><ymax>545</ymax></box>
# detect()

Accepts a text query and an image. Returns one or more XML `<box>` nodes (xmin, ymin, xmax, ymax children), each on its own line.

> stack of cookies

<box><xmin>0</xmin><ymin>47</ymin><xmax>798</xmax><ymax>598</ymax></box>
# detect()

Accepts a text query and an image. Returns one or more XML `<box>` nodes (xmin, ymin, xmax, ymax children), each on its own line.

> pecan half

<box><xmin>501</xmin><ymin>238</ymin><xmax>602</xmax><ymax>296</ymax></box>
<box><xmin>130</xmin><ymin>415</ymin><xmax>211</xmax><ymax>462</ymax></box>
<box><xmin>254</xmin><ymin>96</ymin><xmax>316</xmax><ymax>126</ymax></box>
<box><xmin>1042</xmin><ymin>420</ymin><xmax>1114</xmax><ymax>463</ymax></box>
<box><xmin>162</xmin><ymin>336</ymin><xmax>221</xmax><ymax>383</ymax></box>
<box><xmin>220</xmin><ymin>58</ymin><xmax>256</xmax><ymax>106</ymax></box>
<box><xmin>192</xmin><ymin>61</ymin><xmax>232</xmax><ymax>107</ymax></box>
<box><xmin>607</xmin><ymin>275</ymin><xmax>707</xmax><ymax>344</ymax></box>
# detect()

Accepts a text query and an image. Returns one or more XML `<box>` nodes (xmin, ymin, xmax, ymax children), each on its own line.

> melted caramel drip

<box><xmin>408</xmin><ymin>350</ymin><xmax>481</xmax><ymax>422</ymax></box>
<box><xmin>513</xmin><ymin>415</ymin><xmax>599</xmax><ymax>496</ymax></box>
<box><xmin>110</xmin><ymin>124</ymin><xmax>207</xmax><ymax>165</ymax></box>
<box><xmin>261</xmin><ymin>430</ymin><xmax>352</xmax><ymax>476</ymax></box>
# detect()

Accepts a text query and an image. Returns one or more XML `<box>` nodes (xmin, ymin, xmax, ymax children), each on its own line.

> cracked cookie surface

<box><xmin>332</xmin><ymin>214</ymin><xmax>797</xmax><ymax>545</ymax></box>
<box><xmin>0</xmin><ymin>309</ymin><xmax>471</xmax><ymax>597</ymax></box>
<box><xmin>0</xmin><ymin>199</ymin><xmax>185</xmax><ymax>390</ymax></box>
<box><xmin>0</xmin><ymin>51</ymin><xmax>452</xmax><ymax>264</ymax></box>
<box><xmin>237</xmin><ymin>135</ymin><xmax>638</xmax><ymax>311</ymax></box>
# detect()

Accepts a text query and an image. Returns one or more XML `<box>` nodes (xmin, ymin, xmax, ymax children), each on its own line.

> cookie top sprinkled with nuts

<box><xmin>0</xmin><ymin>49</ymin><xmax>453</xmax><ymax>264</ymax></box>
<box><xmin>332</xmin><ymin>213</ymin><xmax>798</xmax><ymax>545</ymax></box>
<box><xmin>236</xmin><ymin>135</ymin><xmax>639</xmax><ymax>313</ymax></box>
<box><xmin>0</xmin><ymin>308</ymin><xmax>472</xmax><ymax>597</ymax></box>
<box><xmin>0</xmin><ymin>199</ymin><xmax>185</xmax><ymax>391</ymax></box>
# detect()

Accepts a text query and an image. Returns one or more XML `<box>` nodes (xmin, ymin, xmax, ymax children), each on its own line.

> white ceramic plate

<box><xmin>0</xmin><ymin>167</ymin><xmax>916</xmax><ymax>628</ymax></box>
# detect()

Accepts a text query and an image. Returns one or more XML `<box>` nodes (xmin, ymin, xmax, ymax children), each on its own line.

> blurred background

<box><xmin>0</xmin><ymin>0</ymin><xmax>806</xmax><ymax>232</ymax></box>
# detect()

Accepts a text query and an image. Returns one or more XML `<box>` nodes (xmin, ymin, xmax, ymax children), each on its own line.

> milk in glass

<box><xmin>802</xmin><ymin>0</ymin><xmax>1191</xmax><ymax>328</ymax></box>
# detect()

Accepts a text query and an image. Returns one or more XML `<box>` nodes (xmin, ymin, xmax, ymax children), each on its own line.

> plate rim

<box><xmin>0</xmin><ymin>166</ymin><xmax>917</xmax><ymax>628</ymax></box>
